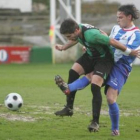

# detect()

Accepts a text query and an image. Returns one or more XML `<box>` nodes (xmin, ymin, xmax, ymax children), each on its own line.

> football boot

<box><xmin>55</xmin><ymin>106</ymin><xmax>73</xmax><ymax>116</ymax></box>
<box><xmin>55</xmin><ymin>75</ymin><xmax>70</xmax><ymax>95</ymax></box>
<box><xmin>88</xmin><ymin>121</ymin><xmax>99</xmax><ymax>132</ymax></box>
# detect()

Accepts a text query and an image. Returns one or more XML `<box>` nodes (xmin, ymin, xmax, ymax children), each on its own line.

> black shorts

<box><xmin>76</xmin><ymin>53</ymin><xmax>114</xmax><ymax>81</ymax></box>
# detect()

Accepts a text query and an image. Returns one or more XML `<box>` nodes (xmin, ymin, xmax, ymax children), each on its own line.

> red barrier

<box><xmin>0</xmin><ymin>46</ymin><xmax>31</xmax><ymax>64</ymax></box>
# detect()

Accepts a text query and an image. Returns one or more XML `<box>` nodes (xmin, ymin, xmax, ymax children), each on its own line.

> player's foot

<box><xmin>55</xmin><ymin>75</ymin><xmax>70</xmax><ymax>95</ymax></box>
<box><xmin>88</xmin><ymin>121</ymin><xmax>99</xmax><ymax>132</ymax></box>
<box><xmin>55</xmin><ymin>106</ymin><xmax>73</xmax><ymax>116</ymax></box>
<box><xmin>111</xmin><ymin>130</ymin><xmax>120</xmax><ymax>136</ymax></box>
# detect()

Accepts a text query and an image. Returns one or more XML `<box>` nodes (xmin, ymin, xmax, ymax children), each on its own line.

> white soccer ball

<box><xmin>4</xmin><ymin>93</ymin><xmax>23</xmax><ymax>111</ymax></box>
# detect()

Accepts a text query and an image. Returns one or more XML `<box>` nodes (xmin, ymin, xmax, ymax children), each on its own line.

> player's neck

<box><xmin>123</xmin><ymin>22</ymin><xmax>135</xmax><ymax>30</ymax></box>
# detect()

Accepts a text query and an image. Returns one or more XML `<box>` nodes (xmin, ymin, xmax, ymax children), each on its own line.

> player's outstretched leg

<box><xmin>88</xmin><ymin>121</ymin><xmax>99</xmax><ymax>132</ymax></box>
<box><xmin>54</xmin><ymin>105</ymin><xmax>73</xmax><ymax>116</ymax></box>
<box><xmin>55</xmin><ymin>75</ymin><xmax>70</xmax><ymax>95</ymax></box>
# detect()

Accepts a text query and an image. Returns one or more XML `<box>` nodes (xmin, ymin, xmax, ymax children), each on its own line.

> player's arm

<box><xmin>99</xmin><ymin>29</ymin><xmax>108</xmax><ymax>36</ymax></box>
<box><xmin>86</xmin><ymin>30</ymin><xmax>140</xmax><ymax>58</ymax></box>
<box><xmin>55</xmin><ymin>40</ymin><xmax>78</xmax><ymax>51</ymax></box>
<box><xmin>109</xmin><ymin>38</ymin><xmax>140</xmax><ymax>58</ymax></box>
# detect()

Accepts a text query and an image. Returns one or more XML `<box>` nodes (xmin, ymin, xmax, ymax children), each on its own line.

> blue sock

<box><xmin>68</xmin><ymin>76</ymin><xmax>90</xmax><ymax>92</ymax></box>
<box><xmin>108</xmin><ymin>102</ymin><xmax>119</xmax><ymax>130</ymax></box>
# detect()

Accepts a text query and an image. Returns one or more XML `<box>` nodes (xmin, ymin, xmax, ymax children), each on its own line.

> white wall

<box><xmin>83</xmin><ymin>0</ymin><xmax>140</xmax><ymax>10</ymax></box>
<box><xmin>108</xmin><ymin>0</ymin><xmax>140</xmax><ymax>10</ymax></box>
<box><xmin>0</xmin><ymin>0</ymin><xmax>32</xmax><ymax>12</ymax></box>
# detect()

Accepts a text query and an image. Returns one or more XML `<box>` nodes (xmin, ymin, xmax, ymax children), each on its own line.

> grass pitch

<box><xmin>0</xmin><ymin>63</ymin><xmax>140</xmax><ymax>140</ymax></box>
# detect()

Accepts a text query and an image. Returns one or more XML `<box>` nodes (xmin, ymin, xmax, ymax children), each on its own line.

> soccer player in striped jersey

<box><xmin>105</xmin><ymin>4</ymin><xmax>140</xmax><ymax>136</ymax></box>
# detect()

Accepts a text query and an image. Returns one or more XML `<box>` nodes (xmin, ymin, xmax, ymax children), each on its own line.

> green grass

<box><xmin>0</xmin><ymin>63</ymin><xmax>140</xmax><ymax>140</ymax></box>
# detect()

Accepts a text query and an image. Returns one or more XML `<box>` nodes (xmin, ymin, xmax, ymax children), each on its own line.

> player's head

<box><xmin>117</xmin><ymin>4</ymin><xmax>139</xmax><ymax>28</ymax></box>
<box><xmin>118</xmin><ymin>4</ymin><xmax>139</xmax><ymax>21</ymax></box>
<box><xmin>60</xmin><ymin>18</ymin><xmax>80</xmax><ymax>41</ymax></box>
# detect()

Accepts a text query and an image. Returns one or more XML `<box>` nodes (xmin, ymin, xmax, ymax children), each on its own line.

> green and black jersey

<box><xmin>78</xmin><ymin>24</ymin><xmax>114</xmax><ymax>61</ymax></box>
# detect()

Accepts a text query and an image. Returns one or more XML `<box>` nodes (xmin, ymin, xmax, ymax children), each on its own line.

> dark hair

<box><xmin>118</xmin><ymin>4</ymin><xmax>139</xmax><ymax>20</ymax></box>
<box><xmin>60</xmin><ymin>18</ymin><xmax>79</xmax><ymax>34</ymax></box>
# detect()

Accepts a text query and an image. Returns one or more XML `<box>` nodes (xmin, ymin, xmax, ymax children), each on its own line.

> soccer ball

<box><xmin>4</xmin><ymin>93</ymin><xmax>23</xmax><ymax>111</ymax></box>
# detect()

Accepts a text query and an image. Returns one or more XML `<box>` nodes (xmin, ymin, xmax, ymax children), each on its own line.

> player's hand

<box><xmin>130</xmin><ymin>49</ymin><xmax>140</xmax><ymax>58</ymax></box>
<box><xmin>55</xmin><ymin>44</ymin><xmax>63</xmax><ymax>51</ymax></box>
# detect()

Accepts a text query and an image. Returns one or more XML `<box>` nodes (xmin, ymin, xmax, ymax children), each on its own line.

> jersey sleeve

<box><xmin>127</xmin><ymin>31</ymin><xmax>140</xmax><ymax>50</ymax></box>
<box><xmin>109</xmin><ymin>25</ymin><xmax>116</xmax><ymax>38</ymax></box>
<box><xmin>84</xmin><ymin>29</ymin><xmax>110</xmax><ymax>46</ymax></box>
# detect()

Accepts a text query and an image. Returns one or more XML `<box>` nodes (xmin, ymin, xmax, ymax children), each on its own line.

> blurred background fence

<box><xmin>0</xmin><ymin>0</ymin><xmax>140</xmax><ymax>64</ymax></box>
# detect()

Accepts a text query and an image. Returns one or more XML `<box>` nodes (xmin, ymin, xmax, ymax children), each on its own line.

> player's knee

<box><xmin>106</xmin><ymin>87</ymin><xmax>118</xmax><ymax>104</ymax></box>
<box><xmin>106</xmin><ymin>96</ymin><xmax>116</xmax><ymax>104</ymax></box>
<box><xmin>106</xmin><ymin>93</ymin><xmax>117</xmax><ymax>104</ymax></box>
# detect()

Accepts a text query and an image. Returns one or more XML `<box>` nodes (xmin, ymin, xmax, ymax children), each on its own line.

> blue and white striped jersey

<box><xmin>109</xmin><ymin>25</ymin><xmax>140</xmax><ymax>75</ymax></box>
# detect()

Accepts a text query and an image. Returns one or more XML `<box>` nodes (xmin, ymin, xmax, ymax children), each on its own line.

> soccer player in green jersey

<box><xmin>54</xmin><ymin>18</ymin><xmax>140</xmax><ymax>132</ymax></box>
